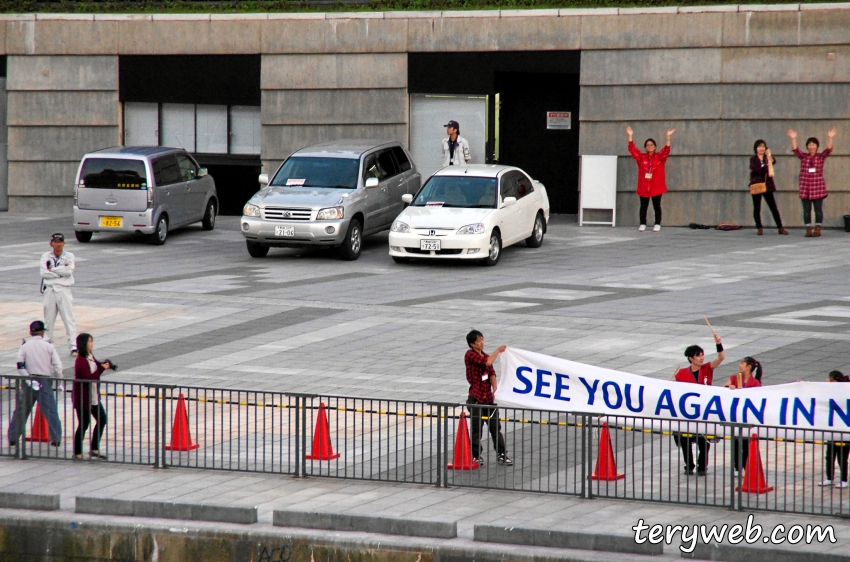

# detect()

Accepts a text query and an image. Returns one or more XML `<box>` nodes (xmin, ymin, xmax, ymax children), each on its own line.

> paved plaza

<box><xmin>3</xmin><ymin>213</ymin><xmax>850</xmax><ymax>558</ymax></box>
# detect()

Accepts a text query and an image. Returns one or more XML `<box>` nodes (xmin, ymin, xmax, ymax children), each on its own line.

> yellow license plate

<box><xmin>100</xmin><ymin>216</ymin><xmax>123</xmax><ymax>228</ymax></box>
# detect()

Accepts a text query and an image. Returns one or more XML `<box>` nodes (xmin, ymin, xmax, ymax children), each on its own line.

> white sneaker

<box><xmin>837</xmin><ymin>481</ymin><xmax>848</xmax><ymax>489</ymax></box>
<box><xmin>653</xmin><ymin>225</ymin><xmax>661</xmax><ymax>232</ymax></box>
<box><xmin>819</xmin><ymin>479</ymin><xmax>833</xmax><ymax>486</ymax></box>
<box><xmin>638</xmin><ymin>225</ymin><xmax>646</xmax><ymax>232</ymax></box>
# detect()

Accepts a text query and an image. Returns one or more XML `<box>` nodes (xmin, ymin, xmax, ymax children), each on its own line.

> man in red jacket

<box><xmin>674</xmin><ymin>333</ymin><xmax>725</xmax><ymax>475</ymax></box>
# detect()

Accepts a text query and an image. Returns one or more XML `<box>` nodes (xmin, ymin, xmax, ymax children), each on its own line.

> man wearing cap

<box><xmin>41</xmin><ymin>233</ymin><xmax>78</xmax><ymax>355</ymax></box>
<box><xmin>7</xmin><ymin>321</ymin><xmax>63</xmax><ymax>447</ymax></box>
<box><xmin>442</xmin><ymin>120</ymin><xmax>471</xmax><ymax>167</ymax></box>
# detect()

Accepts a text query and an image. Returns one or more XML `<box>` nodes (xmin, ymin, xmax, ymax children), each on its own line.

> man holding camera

<box><xmin>7</xmin><ymin>320</ymin><xmax>64</xmax><ymax>448</ymax></box>
<box><xmin>41</xmin><ymin>233</ymin><xmax>78</xmax><ymax>356</ymax></box>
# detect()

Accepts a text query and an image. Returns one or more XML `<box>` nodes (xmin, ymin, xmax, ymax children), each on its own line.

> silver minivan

<box><xmin>73</xmin><ymin>147</ymin><xmax>218</xmax><ymax>245</ymax></box>
<box><xmin>241</xmin><ymin>140</ymin><xmax>421</xmax><ymax>260</ymax></box>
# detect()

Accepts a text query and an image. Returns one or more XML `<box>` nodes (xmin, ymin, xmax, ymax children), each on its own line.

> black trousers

<box><xmin>732</xmin><ymin>436</ymin><xmax>750</xmax><ymax>471</ymax></box>
<box><xmin>74</xmin><ymin>403</ymin><xmax>107</xmax><ymax>456</ymax></box>
<box><xmin>466</xmin><ymin>397</ymin><xmax>506</xmax><ymax>458</ymax></box>
<box><xmin>752</xmin><ymin>191</ymin><xmax>783</xmax><ymax>229</ymax></box>
<box><xmin>679</xmin><ymin>435</ymin><xmax>710</xmax><ymax>471</ymax></box>
<box><xmin>826</xmin><ymin>441</ymin><xmax>850</xmax><ymax>482</ymax></box>
<box><xmin>639</xmin><ymin>195</ymin><xmax>663</xmax><ymax>226</ymax></box>
<box><xmin>802</xmin><ymin>198</ymin><xmax>825</xmax><ymax>225</ymax></box>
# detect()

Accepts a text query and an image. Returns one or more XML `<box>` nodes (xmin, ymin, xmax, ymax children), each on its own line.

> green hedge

<box><xmin>0</xmin><ymin>0</ymin><xmax>833</xmax><ymax>13</ymax></box>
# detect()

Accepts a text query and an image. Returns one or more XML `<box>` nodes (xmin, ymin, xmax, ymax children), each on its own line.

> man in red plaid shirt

<box><xmin>465</xmin><ymin>330</ymin><xmax>512</xmax><ymax>466</ymax></box>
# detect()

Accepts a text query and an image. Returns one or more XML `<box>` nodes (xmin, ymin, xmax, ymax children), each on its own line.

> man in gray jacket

<box><xmin>441</xmin><ymin>120</ymin><xmax>471</xmax><ymax>167</ymax></box>
<box><xmin>8</xmin><ymin>320</ymin><xmax>63</xmax><ymax>447</ymax></box>
<box><xmin>41</xmin><ymin>232</ymin><xmax>78</xmax><ymax>355</ymax></box>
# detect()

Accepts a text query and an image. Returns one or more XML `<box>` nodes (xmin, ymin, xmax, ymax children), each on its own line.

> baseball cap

<box><xmin>50</xmin><ymin>233</ymin><xmax>65</xmax><ymax>242</ymax></box>
<box><xmin>29</xmin><ymin>320</ymin><xmax>46</xmax><ymax>334</ymax></box>
<box><xmin>443</xmin><ymin>120</ymin><xmax>459</xmax><ymax>129</ymax></box>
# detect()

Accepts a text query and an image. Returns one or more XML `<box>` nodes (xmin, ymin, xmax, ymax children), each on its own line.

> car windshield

<box><xmin>270</xmin><ymin>157</ymin><xmax>360</xmax><ymax>189</ymax></box>
<box><xmin>79</xmin><ymin>158</ymin><xmax>148</xmax><ymax>189</ymax></box>
<box><xmin>411</xmin><ymin>176</ymin><xmax>497</xmax><ymax>208</ymax></box>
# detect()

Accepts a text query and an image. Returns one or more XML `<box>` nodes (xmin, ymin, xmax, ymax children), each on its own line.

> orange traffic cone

<box><xmin>736</xmin><ymin>433</ymin><xmax>773</xmax><ymax>493</ymax></box>
<box><xmin>165</xmin><ymin>393</ymin><xmax>199</xmax><ymax>451</ymax></box>
<box><xmin>591</xmin><ymin>422</ymin><xmax>625</xmax><ymax>480</ymax></box>
<box><xmin>306</xmin><ymin>402</ymin><xmax>340</xmax><ymax>460</ymax></box>
<box><xmin>26</xmin><ymin>403</ymin><xmax>51</xmax><ymax>442</ymax></box>
<box><xmin>448</xmin><ymin>412</ymin><xmax>479</xmax><ymax>470</ymax></box>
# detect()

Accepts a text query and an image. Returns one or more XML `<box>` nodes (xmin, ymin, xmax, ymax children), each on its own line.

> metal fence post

<box><xmin>735</xmin><ymin>425</ymin><xmax>743</xmax><ymax>511</ymax></box>
<box><xmin>292</xmin><ymin>395</ymin><xmax>300</xmax><ymax>478</ymax></box>
<box><xmin>153</xmin><ymin>387</ymin><xmax>160</xmax><ymax>468</ymax></box>
<box><xmin>442</xmin><ymin>405</ymin><xmax>451</xmax><ymax>488</ymax></box>
<box><xmin>160</xmin><ymin>387</ymin><xmax>168</xmax><ymax>468</ymax></box>
<box><xmin>580</xmin><ymin>414</ymin><xmax>587</xmax><ymax>498</ymax></box>
<box><xmin>14</xmin><ymin>379</ymin><xmax>24</xmax><ymax>460</ymax></box>
<box><xmin>301</xmin><ymin>395</ymin><xmax>309</xmax><ymax>478</ymax></box>
<box><xmin>435</xmin><ymin>404</ymin><xmax>442</xmax><ymax>488</ymax></box>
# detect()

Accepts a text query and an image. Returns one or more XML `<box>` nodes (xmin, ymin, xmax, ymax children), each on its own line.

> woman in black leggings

<box><xmin>749</xmin><ymin>140</ymin><xmax>788</xmax><ymax>236</ymax></box>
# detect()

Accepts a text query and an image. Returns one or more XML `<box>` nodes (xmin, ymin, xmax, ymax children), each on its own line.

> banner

<box><xmin>494</xmin><ymin>348</ymin><xmax>850</xmax><ymax>434</ymax></box>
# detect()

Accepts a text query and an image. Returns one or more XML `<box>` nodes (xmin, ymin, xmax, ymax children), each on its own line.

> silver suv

<box><xmin>241</xmin><ymin>140</ymin><xmax>421</xmax><ymax>260</ymax></box>
<box><xmin>73</xmin><ymin>147</ymin><xmax>218</xmax><ymax>245</ymax></box>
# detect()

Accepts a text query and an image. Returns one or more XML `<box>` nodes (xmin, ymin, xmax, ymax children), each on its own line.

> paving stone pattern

<box><xmin>2</xmin><ymin>214</ymin><xmax>850</xmax><ymax>555</ymax></box>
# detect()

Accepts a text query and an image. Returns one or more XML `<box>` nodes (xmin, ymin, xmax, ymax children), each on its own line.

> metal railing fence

<box><xmin>1</xmin><ymin>375</ymin><xmax>847</xmax><ymax>517</ymax></box>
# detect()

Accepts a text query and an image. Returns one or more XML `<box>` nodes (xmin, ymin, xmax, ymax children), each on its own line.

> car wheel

<box><xmin>338</xmin><ymin>219</ymin><xmax>362</xmax><ymax>261</ymax></box>
<box><xmin>202</xmin><ymin>200</ymin><xmax>216</xmax><ymax>231</ymax></box>
<box><xmin>75</xmin><ymin>231</ymin><xmax>92</xmax><ymax>243</ymax></box>
<box><xmin>392</xmin><ymin>256</ymin><xmax>410</xmax><ymax>264</ymax></box>
<box><xmin>149</xmin><ymin>215</ymin><xmax>168</xmax><ymax>246</ymax></box>
<box><xmin>526</xmin><ymin>212</ymin><xmax>545</xmax><ymax>248</ymax></box>
<box><xmin>246</xmin><ymin>240</ymin><xmax>269</xmax><ymax>258</ymax></box>
<box><xmin>481</xmin><ymin>231</ymin><xmax>502</xmax><ymax>266</ymax></box>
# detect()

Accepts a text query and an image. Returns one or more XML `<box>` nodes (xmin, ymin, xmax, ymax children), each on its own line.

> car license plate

<box><xmin>275</xmin><ymin>226</ymin><xmax>294</xmax><ymax>237</ymax></box>
<box><xmin>99</xmin><ymin>216</ymin><xmax>122</xmax><ymax>228</ymax></box>
<box><xmin>420</xmin><ymin>239</ymin><xmax>441</xmax><ymax>251</ymax></box>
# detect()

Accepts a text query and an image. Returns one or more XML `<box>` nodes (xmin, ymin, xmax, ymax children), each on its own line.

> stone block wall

<box><xmin>6</xmin><ymin>55</ymin><xmax>119</xmax><ymax>212</ymax></box>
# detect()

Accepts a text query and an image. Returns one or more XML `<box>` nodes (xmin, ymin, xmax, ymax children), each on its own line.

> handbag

<box><xmin>749</xmin><ymin>182</ymin><xmax>767</xmax><ymax>195</ymax></box>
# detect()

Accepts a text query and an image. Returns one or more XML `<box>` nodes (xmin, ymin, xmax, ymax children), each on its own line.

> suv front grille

<box><xmin>264</xmin><ymin>207</ymin><xmax>312</xmax><ymax>221</ymax></box>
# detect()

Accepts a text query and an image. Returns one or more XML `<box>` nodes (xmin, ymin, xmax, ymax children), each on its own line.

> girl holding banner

<box><xmin>724</xmin><ymin>357</ymin><xmax>763</xmax><ymax>472</ymax></box>
<box><xmin>822</xmin><ymin>371</ymin><xmax>850</xmax><ymax>488</ymax></box>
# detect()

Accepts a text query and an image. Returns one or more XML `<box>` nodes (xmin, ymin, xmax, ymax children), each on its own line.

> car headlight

<box><xmin>243</xmin><ymin>203</ymin><xmax>261</xmax><ymax>218</ymax></box>
<box><xmin>316</xmin><ymin>207</ymin><xmax>344</xmax><ymax>220</ymax></box>
<box><xmin>457</xmin><ymin>223</ymin><xmax>485</xmax><ymax>235</ymax></box>
<box><xmin>391</xmin><ymin>220</ymin><xmax>410</xmax><ymax>233</ymax></box>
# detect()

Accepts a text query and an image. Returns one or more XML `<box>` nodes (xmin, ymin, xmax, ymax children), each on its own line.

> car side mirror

<box><xmin>258</xmin><ymin>173</ymin><xmax>269</xmax><ymax>186</ymax></box>
<box><xmin>365</xmin><ymin>177</ymin><xmax>380</xmax><ymax>188</ymax></box>
<box><xmin>401</xmin><ymin>194</ymin><xmax>413</xmax><ymax>204</ymax></box>
<box><xmin>501</xmin><ymin>196</ymin><xmax>517</xmax><ymax>208</ymax></box>
<box><xmin>198</xmin><ymin>168</ymin><xmax>208</xmax><ymax>178</ymax></box>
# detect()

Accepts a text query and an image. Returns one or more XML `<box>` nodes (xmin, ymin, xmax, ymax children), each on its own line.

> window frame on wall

<box><xmin>122</xmin><ymin>102</ymin><xmax>261</xmax><ymax>156</ymax></box>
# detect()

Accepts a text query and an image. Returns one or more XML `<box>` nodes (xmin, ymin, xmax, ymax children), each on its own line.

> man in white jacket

<box><xmin>40</xmin><ymin>233</ymin><xmax>78</xmax><ymax>355</ymax></box>
<box><xmin>441</xmin><ymin>120</ymin><xmax>471</xmax><ymax>167</ymax></box>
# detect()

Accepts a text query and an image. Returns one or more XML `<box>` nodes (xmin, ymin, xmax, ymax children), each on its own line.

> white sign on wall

<box><xmin>546</xmin><ymin>111</ymin><xmax>571</xmax><ymax>130</ymax></box>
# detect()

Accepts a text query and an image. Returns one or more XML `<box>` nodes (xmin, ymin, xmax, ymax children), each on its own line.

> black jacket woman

<box><xmin>749</xmin><ymin>140</ymin><xmax>788</xmax><ymax>236</ymax></box>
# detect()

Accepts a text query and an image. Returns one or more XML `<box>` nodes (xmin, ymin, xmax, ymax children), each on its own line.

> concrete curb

<box><xmin>75</xmin><ymin>497</ymin><xmax>257</xmax><ymax>525</ymax></box>
<box><xmin>682</xmin><ymin>543</ymin><xmax>850</xmax><ymax>562</ymax></box>
<box><xmin>474</xmin><ymin>524</ymin><xmax>664</xmax><ymax>556</ymax></box>
<box><xmin>0</xmin><ymin>491</ymin><xmax>60</xmax><ymax>511</ymax></box>
<box><xmin>273</xmin><ymin>509</ymin><xmax>457</xmax><ymax>539</ymax></box>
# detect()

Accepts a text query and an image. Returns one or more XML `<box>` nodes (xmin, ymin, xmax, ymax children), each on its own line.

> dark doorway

<box><xmin>408</xmin><ymin>52</ymin><xmax>580</xmax><ymax>214</ymax></box>
<box><xmin>195</xmin><ymin>157</ymin><xmax>262</xmax><ymax>216</ymax></box>
<box><xmin>496</xmin><ymin>72</ymin><xmax>580</xmax><ymax>215</ymax></box>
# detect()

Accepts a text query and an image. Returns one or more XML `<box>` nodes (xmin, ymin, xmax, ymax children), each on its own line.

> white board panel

<box><xmin>230</xmin><ymin>106</ymin><xmax>261</xmax><ymax>155</ymax></box>
<box><xmin>124</xmin><ymin>102</ymin><xmax>158</xmax><ymax>147</ymax></box>
<box><xmin>409</xmin><ymin>94</ymin><xmax>486</xmax><ymax>179</ymax></box>
<box><xmin>579</xmin><ymin>155</ymin><xmax>618</xmax><ymax>226</ymax></box>
<box><xmin>161</xmin><ymin>103</ymin><xmax>195</xmax><ymax>151</ymax></box>
<box><xmin>196</xmin><ymin>105</ymin><xmax>228</xmax><ymax>154</ymax></box>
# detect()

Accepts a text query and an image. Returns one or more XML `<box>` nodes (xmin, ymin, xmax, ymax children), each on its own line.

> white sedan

<box><xmin>388</xmin><ymin>165</ymin><xmax>550</xmax><ymax>266</ymax></box>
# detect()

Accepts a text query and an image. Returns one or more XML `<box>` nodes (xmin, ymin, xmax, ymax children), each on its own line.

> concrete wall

<box><xmin>260</xmin><ymin>53</ymin><xmax>408</xmax><ymax>174</ymax></box>
<box><xmin>6</xmin><ymin>55</ymin><xmax>119</xmax><ymax>212</ymax></box>
<box><xmin>0</xmin><ymin>6</ymin><xmax>848</xmax><ymax>223</ymax></box>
